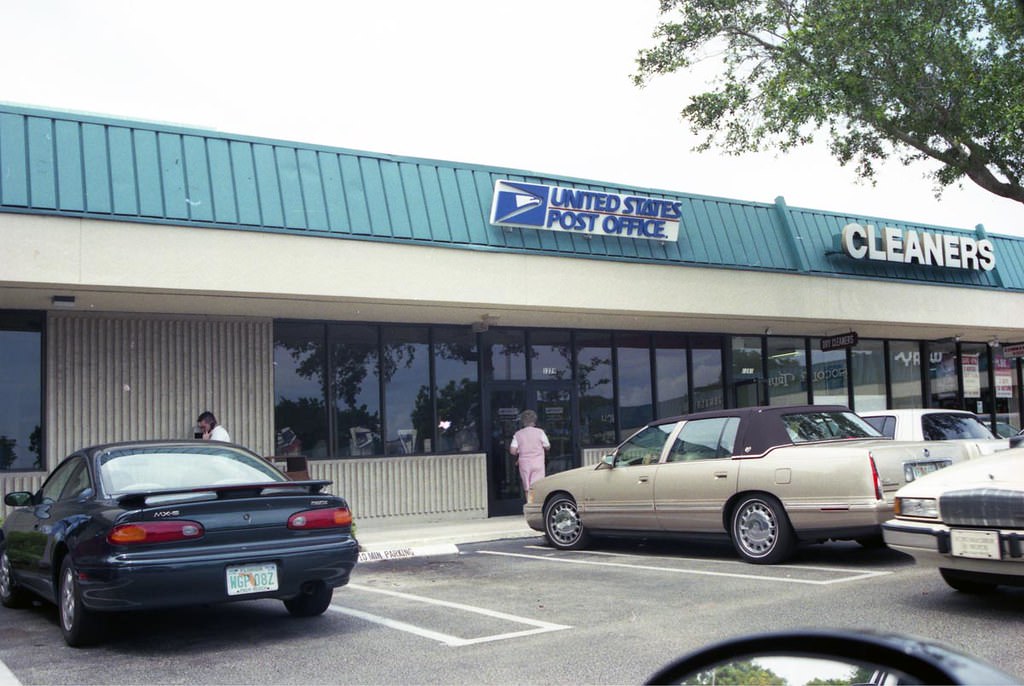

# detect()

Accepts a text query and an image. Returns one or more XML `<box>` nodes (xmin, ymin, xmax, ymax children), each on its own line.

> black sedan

<box><xmin>0</xmin><ymin>441</ymin><xmax>359</xmax><ymax>646</ymax></box>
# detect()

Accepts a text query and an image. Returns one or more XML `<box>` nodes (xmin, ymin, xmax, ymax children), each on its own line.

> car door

<box><xmin>654</xmin><ymin>417</ymin><xmax>741</xmax><ymax>533</ymax></box>
<box><xmin>6</xmin><ymin>455</ymin><xmax>90</xmax><ymax>597</ymax></box>
<box><xmin>581</xmin><ymin>422</ymin><xmax>679</xmax><ymax>531</ymax></box>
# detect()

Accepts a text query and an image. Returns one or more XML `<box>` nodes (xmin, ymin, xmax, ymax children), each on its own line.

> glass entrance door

<box><xmin>486</xmin><ymin>382</ymin><xmax>575</xmax><ymax>516</ymax></box>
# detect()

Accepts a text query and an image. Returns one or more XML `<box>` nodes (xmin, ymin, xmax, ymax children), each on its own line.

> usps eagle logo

<box><xmin>490</xmin><ymin>181</ymin><xmax>549</xmax><ymax>228</ymax></box>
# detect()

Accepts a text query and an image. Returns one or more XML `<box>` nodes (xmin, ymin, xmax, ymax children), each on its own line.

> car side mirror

<box><xmin>644</xmin><ymin>629</ymin><xmax>1018</xmax><ymax>685</ymax></box>
<box><xmin>3</xmin><ymin>491</ymin><xmax>33</xmax><ymax>507</ymax></box>
<box><xmin>597</xmin><ymin>453</ymin><xmax>616</xmax><ymax>470</ymax></box>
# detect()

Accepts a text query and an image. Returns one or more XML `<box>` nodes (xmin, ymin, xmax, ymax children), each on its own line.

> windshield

<box><xmin>780</xmin><ymin>411</ymin><xmax>882</xmax><ymax>443</ymax></box>
<box><xmin>97</xmin><ymin>445</ymin><xmax>287</xmax><ymax>495</ymax></box>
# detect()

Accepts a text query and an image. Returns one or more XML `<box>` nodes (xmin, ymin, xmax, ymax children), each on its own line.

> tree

<box><xmin>634</xmin><ymin>0</ymin><xmax>1024</xmax><ymax>204</ymax></box>
<box><xmin>684</xmin><ymin>660</ymin><xmax>788</xmax><ymax>685</ymax></box>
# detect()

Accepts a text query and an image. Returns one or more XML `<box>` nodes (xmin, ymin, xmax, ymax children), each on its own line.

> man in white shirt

<box><xmin>197</xmin><ymin>411</ymin><xmax>231</xmax><ymax>442</ymax></box>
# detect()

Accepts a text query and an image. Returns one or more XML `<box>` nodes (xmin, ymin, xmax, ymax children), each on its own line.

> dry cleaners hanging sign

<box><xmin>840</xmin><ymin>223</ymin><xmax>995</xmax><ymax>271</ymax></box>
<box><xmin>490</xmin><ymin>180</ymin><xmax>681</xmax><ymax>242</ymax></box>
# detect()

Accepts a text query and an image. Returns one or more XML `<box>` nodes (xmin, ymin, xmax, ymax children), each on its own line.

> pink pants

<box><xmin>518</xmin><ymin>458</ymin><xmax>545</xmax><ymax>493</ymax></box>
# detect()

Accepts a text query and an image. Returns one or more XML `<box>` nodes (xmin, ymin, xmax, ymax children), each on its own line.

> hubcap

<box><xmin>548</xmin><ymin>502</ymin><xmax>581</xmax><ymax>544</ymax></box>
<box><xmin>737</xmin><ymin>501</ymin><xmax>777</xmax><ymax>555</ymax></box>
<box><xmin>0</xmin><ymin>553</ymin><xmax>11</xmax><ymax>598</ymax></box>
<box><xmin>60</xmin><ymin>567</ymin><xmax>75</xmax><ymax>631</ymax></box>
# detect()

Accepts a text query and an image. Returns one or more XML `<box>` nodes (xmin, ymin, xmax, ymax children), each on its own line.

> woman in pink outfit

<box><xmin>509</xmin><ymin>409</ymin><xmax>550</xmax><ymax>495</ymax></box>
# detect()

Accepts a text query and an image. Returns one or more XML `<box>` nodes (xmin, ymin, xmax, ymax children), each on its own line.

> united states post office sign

<box><xmin>490</xmin><ymin>180</ymin><xmax>681</xmax><ymax>242</ymax></box>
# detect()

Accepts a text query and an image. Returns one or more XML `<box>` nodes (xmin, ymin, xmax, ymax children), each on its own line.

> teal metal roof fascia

<box><xmin>0</xmin><ymin>103</ymin><xmax>1021</xmax><ymax>292</ymax></box>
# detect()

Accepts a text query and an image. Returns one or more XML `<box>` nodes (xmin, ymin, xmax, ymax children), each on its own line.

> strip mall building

<box><xmin>1</xmin><ymin>104</ymin><xmax>1022</xmax><ymax>521</ymax></box>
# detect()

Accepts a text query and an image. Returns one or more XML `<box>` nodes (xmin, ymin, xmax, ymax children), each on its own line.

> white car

<box><xmin>882</xmin><ymin>448</ymin><xmax>1024</xmax><ymax>593</ymax></box>
<box><xmin>859</xmin><ymin>408</ymin><xmax>1008</xmax><ymax>458</ymax></box>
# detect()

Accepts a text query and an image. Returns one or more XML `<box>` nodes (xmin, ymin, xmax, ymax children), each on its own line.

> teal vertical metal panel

<box><xmin>297</xmin><ymin>149</ymin><xmax>328</xmax><ymax>231</ymax></box>
<box><xmin>182</xmin><ymin>136</ymin><xmax>214</xmax><ymax>222</ymax></box>
<box><xmin>206</xmin><ymin>139</ymin><xmax>237</xmax><ymax>224</ymax></box>
<box><xmin>134</xmin><ymin>130</ymin><xmax>163</xmax><ymax>217</ymax></box>
<box><xmin>400</xmin><ymin>163</ymin><xmax>432</xmax><ymax>241</ymax></box>
<box><xmin>360</xmin><ymin>157</ymin><xmax>390</xmax><ymax>235</ymax></box>
<box><xmin>252</xmin><ymin>144</ymin><xmax>283</xmax><ymax>227</ymax></box>
<box><xmin>0</xmin><ymin>113</ymin><xmax>29</xmax><ymax>206</ymax></box>
<box><xmin>380</xmin><ymin>160</ymin><xmax>411</xmax><ymax>239</ymax></box>
<box><xmin>229</xmin><ymin>141</ymin><xmax>260</xmax><ymax>225</ymax></box>
<box><xmin>108</xmin><ymin>127</ymin><xmax>138</xmax><ymax>215</ymax></box>
<box><xmin>274</xmin><ymin>146</ymin><xmax>306</xmax><ymax>230</ymax></box>
<box><xmin>82</xmin><ymin>124</ymin><xmax>111</xmax><ymax>214</ymax></box>
<box><xmin>318</xmin><ymin>151</ymin><xmax>348</xmax><ymax>232</ymax></box>
<box><xmin>158</xmin><ymin>132</ymin><xmax>187</xmax><ymax>220</ymax></box>
<box><xmin>55</xmin><ymin>120</ymin><xmax>84</xmax><ymax>211</ymax></box>
<box><xmin>27</xmin><ymin>117</ymin><xmax>56</xmax><ymax>209</ymax></box>
<box><xmin>339</xmin><ymin>155</ymin><xmax>370</xmax><ymax>233</ymax></box>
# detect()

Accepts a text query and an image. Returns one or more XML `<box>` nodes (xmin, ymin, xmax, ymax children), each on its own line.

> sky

<box><xmin>2</xmin><ymin>0</ymin><xmax>1022</xmax><ymax>238</ymax></box>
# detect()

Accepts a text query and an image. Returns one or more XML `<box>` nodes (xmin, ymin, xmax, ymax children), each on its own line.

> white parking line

<box><xmin>330</xmin><ymin>583</ymin><xmax>571</xmax><ymax>647</ymax></box>
<box><xmin>0</xmin><ymin>657</ymin><xmax>21</xmax><ymax>686</ymax></box>
<box><xmin>480</xmin><ymin>550</ymin><xmax>891</xmax><ymax>585</ymax></box>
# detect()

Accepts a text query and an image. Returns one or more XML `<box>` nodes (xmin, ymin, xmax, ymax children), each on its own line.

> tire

<box><xmin>58</xmin><ymin>557</ymin><xmax>105</xmax><ymax>647</ymax></box>
<box><xmin>730</xmin><ymin>494</ymin><xmax>795</xmax><ymax>564</ymax></box>
<box><xmin>0</xmin><ymin>549</ymin><xmax>31</xmax><ymax>609</ymax></box>
<box><xmin>940</xmin><ymin>569</ymin><xmax>998</xmax><ymax>594</ymax></box>
<box><xmin>543</xmin><ymin>494</ymin><xmax>590</xmax><ymax>550</ymax></box>
<box><xmin>284</xmin><ymin>581</ymin><xmax>334</xmax><ymax>617</ymax></box>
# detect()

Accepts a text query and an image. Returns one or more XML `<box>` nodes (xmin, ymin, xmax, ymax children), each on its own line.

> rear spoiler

<box><xmin>115</xmin><ymin>479</ymin><xmax>334</xmax><ymax>508</ymax></box>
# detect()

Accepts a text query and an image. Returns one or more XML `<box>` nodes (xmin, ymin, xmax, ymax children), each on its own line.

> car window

<box><xmin>615</xmin><ymin>423</ymin><xmax>677</xmax><ymax>467</ymax></box>
<box><xmin>863</xmin><ymin>415</ymin><xmax>896</xmax><ymax>439</ymax></box>
<box><xmin>921</xmin><ymin>413</ymin><xmax>996</xmax><ymax>440</ymax></box>
<box><xmin>666</xmin><ymin>417</ymin><xmax>740</xmax><ymax>462</ymax></box>
<box><xmin>58</xmin><ymin>460</ymin><xmax>92</xmax><ymax>501</ymax></box>
<box><xmin>40</xmin><ymin>456</ymin><xmax>86</xmax><ymax>504</ymax></box>
<box><xmin>781</xmin><ymin>411</ymin><xmax>880</xmax><ymax>443</ymax></box>
<box><xmin>98</xmin><ymin>444</ymin><xmax>287</xmax><ymax>494</ymax></box>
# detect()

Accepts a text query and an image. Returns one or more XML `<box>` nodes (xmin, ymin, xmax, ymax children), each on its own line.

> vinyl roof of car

<box><xmin>648</xmin><ymin>404</ymin><xmax>853</xmax><ymax>427</ymax></box>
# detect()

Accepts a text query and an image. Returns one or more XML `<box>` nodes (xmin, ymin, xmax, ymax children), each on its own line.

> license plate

<box><xmin>950</xmin><ymin>529</ymin><xmax>1001</xmax><ymax>560</ymax></box>
<box><xmin>226</xmin><ymin>562</ymin><xmax>279</xmax><ymax>596</ymax></box>
<box><xmin>905</xmin><ymin>460</ymin><xmax>951</xmax><ymax>481</ymax></box>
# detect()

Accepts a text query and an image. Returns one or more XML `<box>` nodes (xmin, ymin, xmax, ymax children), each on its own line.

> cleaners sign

<box><xmin>490</xmin><ymin>180</ymin><xmax>681</xmax><ymax>242</ymax></box>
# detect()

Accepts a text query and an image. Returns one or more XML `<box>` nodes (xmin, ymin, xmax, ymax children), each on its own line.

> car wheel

<box><xmin>284</xmin><ymin>581</ymin><xmax>334</xmax><ymax>617</ymax></box>
<box><xmin>0</xmin><ymin>550</ymin><xmax>31</xmax><ymax>609</ymax></box>
<box><xmin>58</xmin><ymin>557</ymin><xmax>105</xmax><ymax>647</ymax></box>
<box><xmin>543</xmin><ymin>494</ymin><xmax>590</xmax><ymax>550</ymax></box>
<box><xmin>730</xmin><ymin>494</ymin><xmax>795</xmax><ymax>564</ymax></box>
<box><xmin>939</xmin><ymin>569</ymin><xmax>997</xmax><ymax>594</ymax></box>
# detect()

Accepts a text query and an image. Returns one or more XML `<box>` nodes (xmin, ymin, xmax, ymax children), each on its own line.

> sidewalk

<box><xmin>353</xmin><ymin>514</ymin><xmax>539</xmax><ymax>562</ymax></box>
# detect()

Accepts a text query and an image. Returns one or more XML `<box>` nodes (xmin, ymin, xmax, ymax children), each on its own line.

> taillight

<box><xmin>108</xmin><ymin>520</ymin><xmax>204</xmax><ymax>545</ymax></box>
<box><xmin>868</xmin><ymin>455</ymin><xmax>883</xmax><ymax>500</ymax></box>
<box><xmin>288</xmin><ymin>507</ymin><xmax>353</xmax><ymax>530</ymax></box>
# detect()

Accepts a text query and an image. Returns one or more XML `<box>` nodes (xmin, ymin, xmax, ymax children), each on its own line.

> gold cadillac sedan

<box><xmin>524</xmin><ymin>405</ymin><xmax>970</xmax><ymax>564</ymax></box>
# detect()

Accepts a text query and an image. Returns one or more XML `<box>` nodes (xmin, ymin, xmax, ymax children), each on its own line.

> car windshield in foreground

<box><xmin>97</xmin><ymin>445</ymin><xmax>287</xmax><ymax>494</ymax></box>
<box><xmin>781</xmin><ymin>411</ymin><xmax>881</xmax><ymax>443</ymax></box>
<box><xmin>922</xmin><ymin>413</ymin><xmax>997</xmax><ymax>440</ymax></box>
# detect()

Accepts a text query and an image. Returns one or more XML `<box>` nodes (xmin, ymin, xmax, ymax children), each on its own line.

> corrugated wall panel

<box><xmin>0</xmin><ymin>473</ymin><xmax>46</xmax><ymax>518</ymax></box>
<box><xmin>45</xmin><ymin>314</ymin><xmax>273</xmax><ymax>466</ymax></box>
<box><xmin>308</xmin><ymin>454</ymin><xmax>487</xmax><ymax>520</ymax></box>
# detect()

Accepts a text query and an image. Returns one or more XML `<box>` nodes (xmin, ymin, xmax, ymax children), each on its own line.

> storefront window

<box><xmin>654</xmin><ymin>333</ymin><xmax>689</xmax><ymax>417</ymax></box>
<box><xmin>890</xmin><ymin>341</ymin><xmax>924</xmax><ymax>408</ymax></box>
<box><xmin>767</xmin><ymin>337</ymin><xmax>807</xmax><ymax>406</ymax></box>
<box><xmin>577</xmin><ymin>332</ymin><xmax>614</xmax><ymax>446</ymax></box>
<box><xmin>850</xmin><ymin>340</ymin><xmax>887</xmax><ymax>411</ymax></box>
<box><xmin>382</xmin><ymin>326</ymin><xmax>429</xmax><ymax>456</ymax></box>
<box><xmin>434</xmin><ymin>328</ymin><xmax>480</xmax><ymax>453</ymax></box>
<box><xmin>485</xmin><ymin>329</ymin><xmax>526</xmax><ymax>381</ymax></box>
<box><xmin>530</xmin><ymin>330</ymin><xmax>572</xmax><ymax>380</ymax></box>
<box><xmin>274</xmin><ymin>323</ymin><xmax>330</xmax><ymax>459</ymax></box>
<box><xmin>992</xmin><ymin>349</ymin><xmax>1021</xmax><ymax>435</ymax></box>
<box><xmin>330</xmin><ymin>324</ymin><xmax>381</xmax><ymax>456</ymax></box>
<box><xmin>692</xmin><ymin>335</ymin><xmax>724</xmax><ymax>412</ymax></box>
<box><xmin>616</xmin><ymin>332</ymin><xmax>653</xmax><ymax>436</ymax></box>
<box><xmin>928</xmin><ymin>341</ymin><xmax>959</xmax><ymax>409</ymax></box>
<box><xmin>811</xmin><ymin>348</ymin><xmax>848</xmax><ymax>406</ymax></box>
<box><xmin>731</xmin><ymin>336</ymin><xmax>764</xmax><ymax>407</ymax></box>
<box><xmin>0</xmin><ymin>312</ymin><xmax>43</xmax><ymax>471</ymax></box>
<box><xmin>959</xmin><ymin>343</ymin><xmax>990</xmax><ymax>422</ymax></box>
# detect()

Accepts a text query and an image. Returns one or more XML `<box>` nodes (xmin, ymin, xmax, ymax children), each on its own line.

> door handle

<box><xmin>714</xmin><ymin>471</ymin><xmax>728</xmax><ymax>479</ymax></box>
<box><xmin>638</xmin><ymin>476</ymin><xmax>649</xmax><ymax>484</ymax></box>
